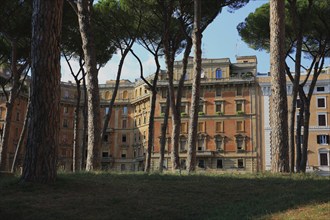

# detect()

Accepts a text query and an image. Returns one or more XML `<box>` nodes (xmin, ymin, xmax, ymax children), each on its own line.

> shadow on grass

<box><xmin>0</xmin><ymin>172</ymin><xmax>329</xmax><ymax>219</ymax></box>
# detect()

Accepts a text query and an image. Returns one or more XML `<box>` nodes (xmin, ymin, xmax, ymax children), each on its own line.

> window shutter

<box><xmin>317</xmin><ymin>135</ymin><xmax>320</xmax><ymax>144</ymax></box>
<box><xmin>327</xmin><ymin>135</ymin><xmax>330</xmax><ymax>144</ymax></box>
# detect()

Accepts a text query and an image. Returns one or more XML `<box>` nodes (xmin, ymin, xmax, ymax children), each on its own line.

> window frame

<box><xmin>317</xmin><ymin>113</ymin><xmax>327</xmax><ymax>126</ymax></box>
<box><xmin>316</xmin><ymin>97</ymin><xmax>326</xmax><ymax>109</ymax></box>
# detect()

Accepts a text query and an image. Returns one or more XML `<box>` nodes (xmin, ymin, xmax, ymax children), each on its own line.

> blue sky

<box><xmin>60</xmin><ymin>0</ymin><xmax>329</xmax><ymax>83</ymax></box>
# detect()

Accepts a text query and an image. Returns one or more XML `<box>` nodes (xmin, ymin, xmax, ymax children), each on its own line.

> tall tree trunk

<box><xmin>11</xmin><ymin>99</ymin><xmax>30</xmax><ymax>173</ymax></box>
<box><xmin>144</xmin><ymin>57</ymin><xmax>160</xmax><ymax>173</ymax></box>
<box><xmin>77</xmin><ymin>0</ymin><xmax>101</xmax><ymax>171</ymax></box>
<box><xmin>81</xmin><ymin>77</ymin><xmax>88</xmax><ymax>170</ymax></box>
<box><xmin>269</xmin><ymin>0</ymin><xmax>289</xmax><ymax>173</ymax></box>
<box><xmin>101</xmin><ymin>47</ymin><xmax>131</xmax><ymax>143</ymax></box>
<box><xmin>73</xmin><ymin>81</ymin><xmax>81</xmax><ymax>172</ymax></box>
<box><xmin>21</xmin><ymin>0</ymin><xmax>63</xmax><ymax>183</ymax></box>
<box><xmin>187</xmin><ymin>0</ymin><xmax>202</xmax><ymax>173</ymax></box>
<box><xmin>300</xmin><ymin>100</ymin><xmax>310</xmax><ymax>172</ymax></box>
<box><xmin>159</xmin><ymin>90</ymin><xmax>170</xmax><ymax>173</ymax></box>
<box><xmin>288</xmin><ymin>34</ymin><xmax>302</xmax><ymax>173</ymax></box>
<box><xmin>295</xmin><ymin>102</ymin><xmax>303</xmax><ymax>172</ymax></box>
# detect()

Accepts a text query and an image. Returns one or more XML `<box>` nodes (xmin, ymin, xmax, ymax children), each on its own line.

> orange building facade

<box><xmin>11</xmin><ymin>57</ymin><xmax>330</xmax><ymax>173</ymax></box>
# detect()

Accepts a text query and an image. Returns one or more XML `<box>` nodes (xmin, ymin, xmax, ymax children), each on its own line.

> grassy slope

<box><xmin>0</xmin><ymin>172</ymin><xmax>329</xmax><ymax>220</ymax></box>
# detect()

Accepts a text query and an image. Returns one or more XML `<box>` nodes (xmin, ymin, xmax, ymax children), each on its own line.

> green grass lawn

<box><xmin>0</xmin><ymin>172</ymin><xmax>329</xmax><ymax>220</ymax></box>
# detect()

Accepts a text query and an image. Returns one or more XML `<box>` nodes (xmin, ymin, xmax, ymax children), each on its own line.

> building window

<box><xmin>236</xmin><ymin>100</ymin><xmax>244</xmax><ymax>113</ymax></box>
<box><xmin>63</xmin><ymin>119</ymin><xmax>68</xmax><ymax>128</ymax></box>
<box><xmin>105</xmin><ymin>91</ymin><xmax>111</xmax><ymax>100</ymax></box>
<box><xmin>197</xmin><ymin>135</ymin><xmax>205</xmax><ymax>151</ymax></box>
<box><xmin>215</xmin><ymin>135</ymin><xmax>224</xmax><ymax>151</ymax></box>
<box><xmin>316</xmin><ymin>86</ymin><xmax>325</xmax><ymax>92</ymax></box>
<box><xmin>236</xmin><ymin>120</ymin><xmax>244</xmax><ymax>132</ymax></box>
<box><xmin>236</xmin><ymin>87</ymin><xmax>243</xmax><ymax>96</ymax></box>
<box><xmin>198</xmin><ymin>122</ymin><xmax>204</xmax><ymax>133</ymax></box>
<box><xmin>217</xmin><ymin>159</ymin><xmax>223</xmax><ymax>169</ymax></box>
<box><xmin>215</xmin><ymin>102</ymin><xmax>223</xmax><ymax>114</ymax></box>
<box><xmin>122</xmin><ymin>134</ymin><xmax>127</xmax><ymax>143</ymax></box>
<box><xmin>318</xmin><ymin>113</ymin><xmax>327</xmax><ymax>126</ymax></box>
<box><xmin>317</xmin><ymin>135</ymin><xmax>329</xmax><ymax>145</ymax></box>
<box><xmin>102</xmin><ymin>152</ymin><xmax>109</xmax><ymax>157</ymax></box>
<box><xmin>180</xmin><ymin>123</ymin><xmax>187</xmax><ymax>134</ymax></box>
<box><xmin>64</xmin><ymin>90</ymin><xmax>69</xmax><ymax>99</ymax></box>
<box><xmin>319</xmin><ymin>149</ymin><xmax>330</xmax><ymax>166</ymax></box>
<box><xmin>64</xmin><ymin>106</ymin><xmax>69</xmax><ymax>114</ymax></box>
<box><xmin>123</xmin><ymin>90</ymin><xmax>128</xmax><ymax>99</ymax></box>
<box><xmin>161</xmin><ymin>105</ymin><xmax>167</xmax><ymax>114</ymax></box>
<box><xmin>161</xmin><ymin>89</ymin><xmax>167</xmax><ymax>98</ymax></box>
<box><xmin>123</xmin><ymin>106</ymin><xmax>128</xmax><ymax>115</ymax></box>
<box><xmin>103</xmin><ymin>134</ymin><xmax>108</xmax><ymax>142</ymax></box>
<box><xmin>105</xmin><ymin>107</ymin><xmax>109</xmax><ymax>115</ymax></box>
<box><xmin>198</xmin><ymin>160</ymin><xmax>205</xmax><ymax>168</ymax></box>
<box><xmin>143</xmin><ymin>116</ymin><xmax>146</xmax><ymax>124</ymax></box>
<box><xmin>121</xmin><ymin>150</ymin><xmax>127</xmax><ymax>158</ymax></box>
<box><xmin>320</xmin><ymin>153</ymin><xmax>328</xmax><ymax>166</ymax></box>
<box><xmin>215</xmin><ymin>87</ymin><xmax>221</xmax><ymax>97</ymax></box>
<box><xmin>122</xmin><ymin>119</ymin><xmax>127</xmax><ymax>128</ymax></box>
<box><xmin>236</xmin><ymin>135</ymin><xmax>245</xmax><ymax>151</ymax></box>
<box><xmin>198</xmin><ymin>103</ymin><xmax>204</xmax><ymax>113</ymax></box>
<box><xmin>180</xmin><ymin>104</ymin><xmax>186</xmax><ymax>114</ymax></box>
<box><xmin>238</xmin><ymin>159</ymin><xmax>244</xmax><ymax>168</ymax></box>
<box><xmin>216</xmin><ymin>69</ymin><xmax>222</xmax><ymax>79</ymax></box>
<box><xmin>216</xmin><ymin>121</ymin><xmax>223</xmax><ymax>133</ymax></box>
<box><xmin>180</xmin><ymin>137</ymin><xmax>186</xmax><ymax>152</ymax></box>
<box><xmin>317</xmin><ymin>97</ymin><xmax>326</xmax><ymax>108</ymax></box>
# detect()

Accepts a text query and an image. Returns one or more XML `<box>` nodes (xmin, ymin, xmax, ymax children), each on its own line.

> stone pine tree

<box><xmin>21</xmin><ymin>0</ymin><xmax>63</xmax><ymax>183</ymax></box>
<box><xmin>69</xmin><ymin>0</ymin><xmax>102</xmax><ymax>171</ymax></box>
<box><xmin>238</xmin><ymin>0</ymin><xmax>329</xmax><ymax>172</ymax></box>
<box><xmin>269</xmin><ymin>0</ymin><xmax>289</xmax><ymax>172</ymax></box>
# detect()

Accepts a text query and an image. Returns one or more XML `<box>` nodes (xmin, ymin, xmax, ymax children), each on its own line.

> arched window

<box><xmin>123</xmin><ymin>90</ymin><xmax>128</xmax><ymax>99</ymax></box>
<box><xmin>105</xmin><ymin>91</ymin><xmax>110</xmax><ymax>100</ymax></box>
<box><xmin>216</xmin><ymin>68</ymin><xmax>222</xmax><ymax>79</ymax></box>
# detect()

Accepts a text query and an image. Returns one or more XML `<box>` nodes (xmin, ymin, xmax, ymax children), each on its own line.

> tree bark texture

<box><xmin>21</xmin><ymin>0</ymin><xmax>63</xmax><ymax>183</ymax></box>
<box><xmin>145</xmin><ymin>58</ymin><xmax>160</xmax><ymax>173</ymax></box>
<box><xmin>158</xmin><ymin>90</ymin><xmax>170</xmax><ymax>173</ymax></box>
<box><xmin>73</xmin><ymin>81</ymin><xmax>81</xmax><ymax>172</ymax></box>
<box><xmin>269</xmin><ymin>0</ymin><xmax>289</xmax><ymax>173</ymax></box>
<box><xmin>77</xmin><ymin>0</ymin><xmax>101</xmax><ymax>171</ymax></box>
<box><xmin>187</xmin><ymin>0</ymin><xmax>202</xmax><ymax>173</ymax></box>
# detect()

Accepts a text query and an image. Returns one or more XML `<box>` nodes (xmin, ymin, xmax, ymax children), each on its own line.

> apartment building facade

<box><xmin>0</xmin><ymin>56</ymin><xmax>272</xmax><ymax>173</ymax></box>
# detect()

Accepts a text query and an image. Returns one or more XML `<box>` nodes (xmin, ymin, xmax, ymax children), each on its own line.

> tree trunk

<box><xmin>101</xmin><ymin>47</ymin><xmax>131</xmax><ymax>144</ymax></box>
<box><xmin>21</xmin><ymin>0</ymin><xmax>63</xmax><ymax>183</ymax></box>
<box><xmin>300</xmin><ymin>100</ymin><xmax>310</xmax><ymax>172</ymax></box>
<box><xmin>295</xmin><ymin>102</ymin><xmax>303</xmax><ymax>172</ymax></box>
<box><xmin>145</xmin><ymin>57</ymin><xmax>160</xmax><ymax>173</ymax></box>
<box><xmin>81</xmin><ymin>76</ymin><xmax>88</xmax><ymax>170</ymax></box>
<box><xmin>77</xmin><ymin>0</ymin><xmax>101</xmax><ymax>171</ymax></box>
<box><xmin>186</xmin><ymin>0</ymin><xmax>202</xmax><ymax>173</ymax></box>
<box><xmin>269</xmin><ymin>0</ymin><xmax>289</xmax><ymax>173</ymax></box>
<box><xmin>11</xmin><ymin>99</ymin><xmax>30</xmax><ymax>173</ymax></box>
<box><xmin>73</xmin><ymin>81</ymin><xmax>81</xmax><ymax>172</ymax></box>
<box><xmin>158</xmin><ymin>90</ymin><xmax>170</xmax><ymax>173</ymax></box>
